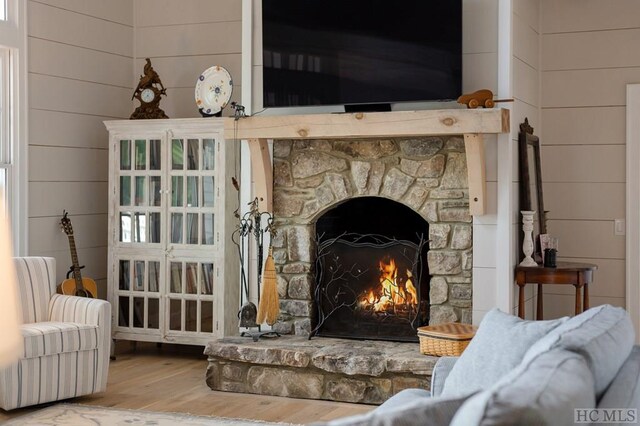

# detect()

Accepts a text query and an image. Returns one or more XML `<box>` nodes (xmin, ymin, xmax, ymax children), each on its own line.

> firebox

<box><xmin>311</xmin><ymin>197</ymin><xmax>430</xmax><ymax>342</ymax></box>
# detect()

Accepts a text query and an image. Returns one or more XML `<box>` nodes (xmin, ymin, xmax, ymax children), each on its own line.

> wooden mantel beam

<box><xmin>224</xmin><ymin>108</ymin><xmax>509</xmax><ymax>140</ymax></box>
<box><xmin>232</xmin><ymin>109</ymin><xmax>510</xmax><ymax>216</ymax></box>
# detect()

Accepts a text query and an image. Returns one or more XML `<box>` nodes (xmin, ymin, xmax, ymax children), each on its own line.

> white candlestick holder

<box><xmin>520</xmin><ymin>210</ymin><xmax>538</xmax><ymax>267</ymax></box>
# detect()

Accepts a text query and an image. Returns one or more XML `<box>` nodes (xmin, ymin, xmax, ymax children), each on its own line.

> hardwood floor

<box><xmin>0</xmin><ymin>342</ymin><xmax>373</xmax><ymax>424</ymax></box>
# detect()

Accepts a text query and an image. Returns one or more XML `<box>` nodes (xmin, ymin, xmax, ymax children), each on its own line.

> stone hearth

<box><xmin>205</xmin><ymin>337</ymin><xmax>436</xmax><ymax>404</ymax></box>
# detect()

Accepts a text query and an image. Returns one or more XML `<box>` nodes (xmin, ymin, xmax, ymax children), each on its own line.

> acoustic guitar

<box><xmin>58</xmin><ymin>211</ymin><xmax>97</xmax><ymax>298</ymax></box>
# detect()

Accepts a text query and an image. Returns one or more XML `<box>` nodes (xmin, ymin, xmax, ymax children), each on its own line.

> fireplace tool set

<box><xmin>232</xmin><ymin>191</ymin><xmax>281</xmax><ymax>341</ymax></box>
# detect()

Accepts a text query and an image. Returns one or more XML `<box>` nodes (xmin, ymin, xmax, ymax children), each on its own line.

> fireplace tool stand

<box><xmin>233</xmin><ymin>197</ymin><xmax>280</xmax><ymax>342</ymax></box>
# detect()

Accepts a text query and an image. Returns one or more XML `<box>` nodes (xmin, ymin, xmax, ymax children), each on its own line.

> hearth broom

<box><xmin>257</xmin><ymin>246</ymin><xmax>279</xmax><ymax>325</ymax></box>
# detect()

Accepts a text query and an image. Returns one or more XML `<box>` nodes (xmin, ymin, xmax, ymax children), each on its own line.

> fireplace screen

<box><xmin>312</xmin><ymin>233</ymin><xmax>429</xmax><ymax>341</ymax></box>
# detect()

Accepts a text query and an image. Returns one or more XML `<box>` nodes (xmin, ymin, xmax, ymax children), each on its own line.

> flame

<box><xmin>358</xmin><ymin>257</ymin><xmax>418</xmax><ymax>313</ymax></box>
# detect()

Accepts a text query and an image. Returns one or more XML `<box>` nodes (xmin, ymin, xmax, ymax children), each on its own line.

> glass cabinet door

<box><xmin>169</xmin><ymin>137</ymin><xmax>216</xmax><ymax>249</ymax></box>
<box><xmin>117</xmin><ymin>138</ymin><xmax>163</xmax><ymax>245</ymax></box>
<box><xmin>167</xmin><ymin>258</ymin><xmax>215</xmax><ymax>334</ymax></box>
<box><xmin>116</xmin><ymin>257</ymin><xmax>163</xmax><ymax>333</ymax></box>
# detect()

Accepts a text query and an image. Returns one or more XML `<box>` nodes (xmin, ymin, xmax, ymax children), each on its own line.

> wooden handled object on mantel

<box><xmin>228</xmin><ymin>109</ymin><xmax>509</xmax><ymax>216</ymax></box>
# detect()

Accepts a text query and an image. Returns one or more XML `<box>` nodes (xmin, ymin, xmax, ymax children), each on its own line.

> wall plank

<box><xmin>28</xmin><ymin>1</ymin><xmax>133</xmax><ymax>57</ymax></box>
<box><xmin>541</xmin><ymin>145</ymin><xmax>625</xmax><ymax>183</ymax></box>
<box><xmin>29</xmin><ymin>182</ymin><xmax>108</xmax><ymax>217</ymax></box>
<box><xmin>543</xmin><ymin>28</ymin><xmax>640</xmax><ymax>71</ymax></box>
<box><xmin>542</xmin><ymin>67</ymin><xmax>640</xmax><ymax>108</ymax></box>
<box><xmin>32</xmin><ymin>0</ymin><xmax>133</xmax><ymax>26</ymax></box>
<box><xmin>136</xmin><ymin>21</ymin><xmax>241</xmax><ymax>58</ymax></box>
<box><xmin>541</xmin><ymin>107</ymin><xmax>625</xmax><ymax>145</ymax></box>
<box><xmin>513</xmin><ymin>57</ymin><xmax>539</xmax><ymax>107</ymax></box>
<box><xmin>29</xmin><ymin>109</ymin><xmax>112</xmax><ymax>149</ymax></box>
<box><xmin>135</xmin><ymin>0</ymin><xmax>241</xmax><ymax>27</ymax></box>
<box><xmin>29</xmin><ymin>37</ymin><xmax>132</xmax><ymax>88</ymax></box>
<box><xmin>29</xmin><ymin>73</ymin><xmax>131</xmax><ymax>118</ymax></box>
<box><xmin>547</xmin><ymin>219</ymin><xmax>624</xmax><ymax>260</ymax></box>
<box><xmin>541</xmin><ymin>0</ymin><xmax>640</xmax><ymax>34</ymax></box>
<box><xmin>29</xmin><ymin>146</ymin><xmax>108</xmax><ymax>182</ymax></box>
<box><xmin>545</xmin><ymin>182</ymin><xmax>624</xmax><ymax>221</ymax></box>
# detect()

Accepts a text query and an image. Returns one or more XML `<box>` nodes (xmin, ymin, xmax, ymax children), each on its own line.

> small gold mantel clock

<box><xmin>131</xmin><ymin>58</ymin><xmax>168</xmax><ymax>119</ymax></box>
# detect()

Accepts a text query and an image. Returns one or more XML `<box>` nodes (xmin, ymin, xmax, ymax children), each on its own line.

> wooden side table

<box><xmin>515</xmin><ymin>262</ymin><xmax>597</xmax><ymax>320</ymax></box>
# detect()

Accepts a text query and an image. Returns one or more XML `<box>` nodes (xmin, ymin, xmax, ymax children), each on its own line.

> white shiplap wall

<box><xmin>539</xmin><ymin>0</ymin><xmax>632</xmax><ymax>317</ymax></box>
<box><xmin>511</xmin><ymin>0</ymin><xmax>540</xmax><ymax>319</ymax></box>
<box><xmin>27</xmin><ymin>0</ymin><xmax>133</xmax><ymax>299</ymax></box>
<box><xmin>134</xmin><ymin>0</ymin><xmax>242</xmax><ymax>118</ymax></box>
<box><xmin>464</xmin><ymin>0</ymin><xmax>502</xmax><ymax>325</ymax></box>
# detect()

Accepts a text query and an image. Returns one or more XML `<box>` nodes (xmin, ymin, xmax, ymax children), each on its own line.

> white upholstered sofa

<box><xmin>0</xmin><ymin>257</ymin><xmax>111</xmax><ymax>410</ymax></box>
<box><xmin>324</xmin><ymin>305</ymin><xmax>639</xmax><ymax>426</ymax></box>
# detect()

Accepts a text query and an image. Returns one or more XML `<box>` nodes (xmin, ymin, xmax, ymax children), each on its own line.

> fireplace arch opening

<box><xmin>312</xmin><ymin>197</ymin><xmax>430</xmax><ymax>342</ymax></box>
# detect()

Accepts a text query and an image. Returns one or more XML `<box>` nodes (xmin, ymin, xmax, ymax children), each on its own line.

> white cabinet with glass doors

<box><xmin>105</xmin><ymin>119</ymin><xmax>239</xmax><ymax>345</ymax></box>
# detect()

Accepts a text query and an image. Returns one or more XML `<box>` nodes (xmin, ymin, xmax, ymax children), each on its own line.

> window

<box><xmin>0</xmin><ymin>0</ymin><xmax>26</xmax><ymax>253</ymax></box>
<box><xmin>0</xmin><ymin>48</ymin><xmax>9</xmax><ymax>213</ymax></box>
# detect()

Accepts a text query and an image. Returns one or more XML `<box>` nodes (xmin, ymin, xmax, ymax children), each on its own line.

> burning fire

<box><xmin>358</xmin><ymin>256</ymin><xmax>418</xmax><ymax>313</ymax></box>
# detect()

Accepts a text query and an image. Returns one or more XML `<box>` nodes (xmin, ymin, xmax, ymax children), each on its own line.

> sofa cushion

<box><xmin>21</xmin><ymin>321</ymin><xmax>99</xmax><ymax>359</ymax></box>
<box><xmin>321</xmin><ymin>390</ymin><xmax>476</xmax><ymax>426</ymax></box>
<box><xmin>597</xmin><ymin>346</ymin><xmax>640</xmax><ymax>410</ymax></box>
<box><xmin>524</xmin><ymin>304</ymin><xmax>635</xmax><ymax>399</ymax></box>
<box><xmin>450</xmin><ymin>349</ymin><xmax>596</xmax><ymax>426</ymax></box>
<box><xmin>441</xmin><ymin>309</ymin><xmax>566</xmax><ymax>397</ymax></box>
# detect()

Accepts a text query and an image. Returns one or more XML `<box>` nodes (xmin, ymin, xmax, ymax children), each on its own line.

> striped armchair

<box><xmin>0</xmin><ymin>257</ymin><xmax>111</xmax><ymax>410</ymax></box>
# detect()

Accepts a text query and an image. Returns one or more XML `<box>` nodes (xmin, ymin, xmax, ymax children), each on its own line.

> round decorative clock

<box><xmin>195</xmin><ymin>66</ymin><xmax>233</xmax><ymax>117</ymax></box>
<box><xmin>140</xmin><ymin>88</ymin><xmax>156</xmax><ymax>103</ymax></box>
<box><xmin>131</xmin><ymin>58</ymin><xmax>168</xmax><ymax>120</ymax></box>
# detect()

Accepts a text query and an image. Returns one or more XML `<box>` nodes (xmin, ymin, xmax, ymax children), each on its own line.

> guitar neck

<box><xmin>67</xmin><ymin>234</ymin><xmax>85</xmax><ymax>290</ymax></box>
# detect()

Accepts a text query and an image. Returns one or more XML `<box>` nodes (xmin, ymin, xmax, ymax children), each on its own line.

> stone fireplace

<box><xmin>271</xmin><ymin>135</ymin><xmax>473</xmax><ymax>339</ymax></box>
<box><xmin>205</xmin><ymin>109</ymin><xmax>509</xmax><ymax>404</ymax></box>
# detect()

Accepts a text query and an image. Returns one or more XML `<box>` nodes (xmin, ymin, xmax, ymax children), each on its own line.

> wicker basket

<box><xmin>417</xmin><ymin>323</ymin><xmax>477</xmax><ymax>356</ymax></box>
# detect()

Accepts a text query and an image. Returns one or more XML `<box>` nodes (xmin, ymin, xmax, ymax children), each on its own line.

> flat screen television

<box><xmin>262</xmin><ymin>0</ymin><xmax>462</xmax><ymax>110</ymax></box>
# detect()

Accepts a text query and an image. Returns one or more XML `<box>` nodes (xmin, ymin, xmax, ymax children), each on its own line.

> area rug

<box><xmin>5</xmin><ymin>403</ymin><xmax>301</xmax><ymax>425</ymax></box>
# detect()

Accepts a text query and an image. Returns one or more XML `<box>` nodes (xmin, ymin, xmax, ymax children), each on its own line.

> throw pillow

<box><xmin>441</xmin><ymin>308</ymin><xmax>567</xmax><ymax>397</ymax></box>
<box><xmin>430</xmin><ymin>356</ymin><xmax>458</xmax><ymax>398</ymax></box>
<box><xmin>450</xmin><ymin>348</ymin><xmax>596</xmax><ymax>426</ymax></box>
<box><xmin>320</xmin><ymin>391</ymin><xmax>476</xmax><ymax>426</ymax></box>
<box><xmin>523</xmin><ymin>304</ymin><xmax>635</xmax><ymax>399</ymax></box>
